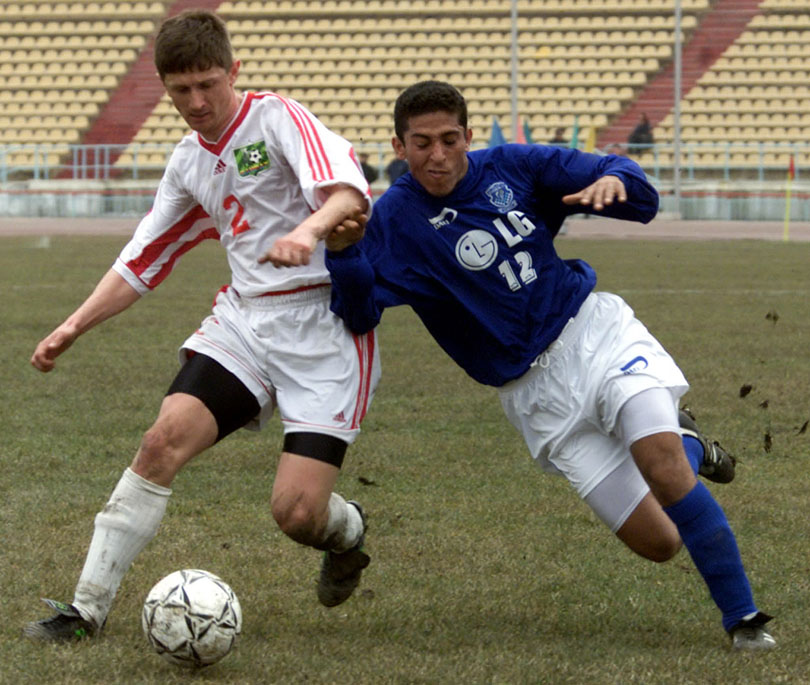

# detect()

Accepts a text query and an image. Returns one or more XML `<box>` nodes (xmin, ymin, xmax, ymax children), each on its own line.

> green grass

<box><xmin>2</xmin><ymin>235</ymin><xmax>809</xmax><ymax>684</ymax></box>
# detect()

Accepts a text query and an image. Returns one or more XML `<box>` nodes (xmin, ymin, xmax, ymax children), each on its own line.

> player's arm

<box><xmin>259</xmin><ymin>184</ymin><xmax>368</xmax><ymax>267</ymax></box>
<box><xmin>324</xmin><ymin>209</ymin><xmax>409</xmax><ymax>334</ymax></box>
<box><xmin>544</xmin><ymin>148</ymin><xmax>658</xmax><ymax>223</ymax></box>
<box><xmin>325</xmin><ymin>242</ymin><xmax>381</xmax><ymax>334</ymax></box>
<box><xmin>562</xmin><ymin>174</ymin><xmax>627</xmax><ymax>211</ymax></box>
<box><xmin>325</xmin><ymin>212</ymin><xmax>366</xmax><ymax>252</ymax></box>
<box><xmin>31</xmin><ymin>268</ymin><xmax>141</xmax><ymax>372</ymax></box>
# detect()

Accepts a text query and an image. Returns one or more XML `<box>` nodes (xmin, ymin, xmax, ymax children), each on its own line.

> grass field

<box><xmin>2</xmin><ymin>234</ymin><xmax>809</xmax><ymax>684</ymax></box>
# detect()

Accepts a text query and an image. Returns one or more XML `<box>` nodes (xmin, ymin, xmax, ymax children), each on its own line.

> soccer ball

<box><xmin>248</xmin><ymin>149</ymin><xmax>263</xmax><ymax>164</ymax></box>
<box><xmin>142</xmin><ymin>569</ymin><xmax>242</xmax><ymax>668</ymax></box>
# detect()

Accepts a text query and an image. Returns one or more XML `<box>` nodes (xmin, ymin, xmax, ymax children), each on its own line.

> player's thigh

<box><xmin>271</xmin><ymin>323</ymin><xmax>379</xmax><ymax>444</ymax></box>
<box><xmin>166</xmin><ymin>352</ymin><xmax>262</xmax><ymax>442</ymax></box>
<box><xmin>179</xmin><ymin>287</ymin><xmax>279</xmax><ymax>432</ymax></box>
<box><xmin>584</xmin><ymin>456</ymin><xmax>682</xmax><ymax>561</ymax></box>
<box><xmin>630</xmin><ymin>431</ymin><xmax>696</xmax><ymax>507</ymax></box>
<box><xmin>616</xmin><ymin>387</ymin><xmax>696</xmax><ymax>506</ymax></box>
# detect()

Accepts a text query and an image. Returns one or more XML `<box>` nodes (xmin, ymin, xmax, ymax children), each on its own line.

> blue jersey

<box><xmin>327</xmin><ymin>144</ymin><xmax>658</xmax><ymax>386</ymax></box>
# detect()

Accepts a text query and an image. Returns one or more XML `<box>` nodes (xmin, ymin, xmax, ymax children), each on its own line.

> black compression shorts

<box><xmin>167</xmin><ymin>353</ymin><xmax>348</xmax><ymax>466</ymax></box>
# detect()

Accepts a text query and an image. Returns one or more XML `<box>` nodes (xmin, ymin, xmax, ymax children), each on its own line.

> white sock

<box><xmin>323</xmin><ymin>493</ymin><xmax>364</xmax><ymax>553</ymax></box>
<box><xmin>72</xmin><ymin>468</ymin><xmax>171</xmax><ymax>626</ymax></box>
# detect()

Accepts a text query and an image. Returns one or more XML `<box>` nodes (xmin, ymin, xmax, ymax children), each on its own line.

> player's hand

<box><xmin>325</xmin><ymin>213</ymin><xmax>367</xmax><ymax>252</ymax></box>
<box><xmin>258</xmin><ymin>227</ymin><xmax>318</xmax><ymax>267</ymax></box>
<box><xmin>31</xmin><ymin>325</ymin><xmax>79</xmax><ymax>372</ymax></box>
<box><xmin>562</xmin><ymin>175</ymin><xmax>627</xmax><ymax>211</ymax></box>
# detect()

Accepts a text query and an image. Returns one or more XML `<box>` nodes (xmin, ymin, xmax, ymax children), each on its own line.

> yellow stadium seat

<box><xmin>0</xmin><ymin>0</ymin><xmax>806</xmax><ymax>165</ymax></box>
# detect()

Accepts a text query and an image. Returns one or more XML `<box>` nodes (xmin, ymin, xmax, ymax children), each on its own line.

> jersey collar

<box><xmin>196</xmin><ymin>92</ymin><xmax>253</xmax><ymax>156</ymax></box>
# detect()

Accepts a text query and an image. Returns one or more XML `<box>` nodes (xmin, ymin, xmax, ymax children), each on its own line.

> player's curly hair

<box><xmin>394</xmin><ymin>80</ymin><xmax>468</xmax><ymax>141</ymax></box>
<box><xmin>154</xmin><ymin>9</ymin><xmax>233</xmax><ymax>80</ymax></box>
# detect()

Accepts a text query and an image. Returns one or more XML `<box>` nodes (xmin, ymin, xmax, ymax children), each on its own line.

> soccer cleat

<box><xmin>729</xmin><ymin>612</ymin><xmax>777</xmax><ymax>651</ymax></box>
<box><xmin>23</xmin><ymin>599</ymin><xmax>99</xmax><ymax>642</ymax></box>
<box><xmin>679</xmin><ymin>408</ymin><xmax>736</xmax><ymax>484</ymax></box>
<box><xmin>317</xmin><ymin>501</ymin><xmax>370</xmax><ymax>607</ymax></box>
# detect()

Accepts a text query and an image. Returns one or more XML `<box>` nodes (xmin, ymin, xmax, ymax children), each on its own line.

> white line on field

<box><xmin>617</xmin><ymin>289</ymin><xmax>810</xmax><ymax>296</ymax></box>
<box><xmin>10</xmin><ymin>284</ymin><xmax>62</xmax><ymax>290</ymax></box>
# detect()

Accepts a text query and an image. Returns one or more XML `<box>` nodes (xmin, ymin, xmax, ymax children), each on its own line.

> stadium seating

<box><xmin>652</xmin><ymin>8</ymin><xmax>810</xmax><ymax>170</ymax></box>
<box><xmin>0</xmin><ymin>1</ymin><xmax>167</xmax><ymax>171</ymax></box>
<box><xmin>0</xmin><ymin>1</ymin><xmax>808</xmax><ymax>178</ymax></box>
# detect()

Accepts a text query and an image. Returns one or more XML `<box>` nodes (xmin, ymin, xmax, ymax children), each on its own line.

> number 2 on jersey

<box><xmin>224</xmin><ymin>195</ymin><xmax>252</xmax><ymax>235</ymax></box>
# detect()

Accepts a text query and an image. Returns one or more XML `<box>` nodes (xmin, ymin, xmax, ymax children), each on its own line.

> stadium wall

<box><xmin>0</xmin><ymin>178</ymin><xmax>805</xmax><ymax>221</ymax></box>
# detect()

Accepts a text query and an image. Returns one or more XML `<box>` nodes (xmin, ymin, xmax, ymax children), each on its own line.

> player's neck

<box><xmin>200</xmin><ymin>91</ymin><xmax>245</xmax><ymax>144</ymax></box>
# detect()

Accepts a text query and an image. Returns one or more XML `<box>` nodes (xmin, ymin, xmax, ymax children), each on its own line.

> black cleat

<box><xmin>23</xmin><ymin>599</ymin><xmax>99</xmax><ymax>642</ymax></box>
<box><xmin>679</xmin><ymin>408</ymin><xmax>737</xmax><ymax>484</ymax></box>
<box><xmin>729</xmin><ymin>612</ymin><xmax>777</xmax><ymax>650</ymax></box>
<box><xmin>317</xmin><ymin>501</ymin><xmax>370</xmax><ymax>607</ymax></box>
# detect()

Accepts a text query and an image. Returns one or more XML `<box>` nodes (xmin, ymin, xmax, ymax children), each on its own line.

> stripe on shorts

<box><xmin>351</xmin><ymin>330</ymin><xmax>375</xmax><ymax>429</ymax></box>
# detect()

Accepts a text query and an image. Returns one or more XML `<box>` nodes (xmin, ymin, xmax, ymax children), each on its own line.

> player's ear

<box><xmin>391</xmin><ymin>136</ymin><xmax>406</xmax><ymax>160</ymax></box>
<box><xmin>465</xmin><ymin>128</ymin><xmax>473</xmax><ymax>149</ymax></box>
<box><xmin>229</xmin><ymin>60</ymin><xmax>241</xmax><ymax>84</ymax></box>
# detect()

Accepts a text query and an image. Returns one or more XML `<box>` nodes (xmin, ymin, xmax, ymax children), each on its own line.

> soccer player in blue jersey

<box><xmin>269</xmin><ymin>80</ymin><xmax>775</xmax><ymax>650</ymax></box>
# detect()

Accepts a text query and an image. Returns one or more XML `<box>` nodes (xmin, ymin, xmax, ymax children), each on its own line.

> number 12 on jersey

<box><xmin>492</xmin><ymin>211</ymin><xmax>538</xmax><ymax>291</ymax></box>
<box><xmin>498</xmin><ymin>251</ymin><xmax>537</xmax><ymax>291</ymax></box>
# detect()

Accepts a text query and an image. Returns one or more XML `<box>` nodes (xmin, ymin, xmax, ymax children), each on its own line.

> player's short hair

<box><xmin>154</xmin><ymin>9</ymin><xmax>233</xmax><ymax>80</ymax></box>
<box><xmin>394</xmin><ymin>80</ymin><xmax>468</xmax><ymax>141</ymax></box>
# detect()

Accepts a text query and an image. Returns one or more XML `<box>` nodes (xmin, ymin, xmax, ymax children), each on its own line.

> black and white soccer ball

<box><xmin>142</xmin><ymin>569</ymin><xmax>242</xmax><ymax>668</ymax></box>
<box><xmin>248</xmin><ymin>148</ymin><xmax>263</xmax><ymax>164</ymax></box>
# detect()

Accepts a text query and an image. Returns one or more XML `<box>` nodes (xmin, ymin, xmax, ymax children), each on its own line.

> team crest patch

<box><xmin>484</xmin><ymin>181</ymin><xmax>517</xmax><ymax>213</ymax></box>
<box><xmin>234</xmin><ymin>141</ymin><xmax>271</xmax><ymax>177</ymax></box>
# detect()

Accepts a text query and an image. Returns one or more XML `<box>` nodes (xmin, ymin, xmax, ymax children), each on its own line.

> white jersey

<box><xmin>113</xmin><ymin>92</ymin><xmax>371</xmax><ymax>296</ymax></box>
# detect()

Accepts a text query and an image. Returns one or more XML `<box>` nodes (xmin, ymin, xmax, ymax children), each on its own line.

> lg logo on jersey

<box><xmin>454</xmin><ymin>210</ymin><xmax>539</xmax><ymax>292</ymax></box>
<box><xmin>455</xmin><ymin>230</ymin><xmax>497</xmax><ymax>270</ymax></box>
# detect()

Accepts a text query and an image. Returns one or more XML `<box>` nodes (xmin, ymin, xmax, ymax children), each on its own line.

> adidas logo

<box><xmin>332</xmin><ymin>410</ymin><xmax>346</xmax><ymax>423</ymax></box>
<box><xmin>213</xmin><ymin>159</ymin><xmax>227</xmax><ymax>175</ymax></box>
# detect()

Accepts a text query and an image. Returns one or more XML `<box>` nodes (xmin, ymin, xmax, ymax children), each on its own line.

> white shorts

<box><xmin>498</xmin><ymin>291</ymin><xmax>689</xmax><ymax>530</ymax></box>
<box><xmin>180</xmin><ymin>284</ymin><xmax>380</xmax><ymax>443</ymax></box>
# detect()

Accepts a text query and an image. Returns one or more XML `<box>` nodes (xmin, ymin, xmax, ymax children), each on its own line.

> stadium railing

<box><xmin>0</xmin><ymin>141</ymin><xmax>806</xmax><ymax>220</ymax></box>
<box><xmin>0</xmin><ymin>141</ymin><xmax>803</xmax><ymax>183</ymax></box>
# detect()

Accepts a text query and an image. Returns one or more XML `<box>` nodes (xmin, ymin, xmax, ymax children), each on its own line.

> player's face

<box><xmin>393</xmin><ymin>111</ymin><xmax>472</xmax><ymax>197</ymax></box>
<box><xmin>163</xmin><ymin>62</ymin><xmax>241</xmax><ymax>141</ymax></box>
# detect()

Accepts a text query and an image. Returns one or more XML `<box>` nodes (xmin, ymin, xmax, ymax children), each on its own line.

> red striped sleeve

<box><xmin>286</xmin><ymin>98</ymin><xmax>334</xmax><ymax>181</ymax></box>
<box><xmin>125</xmin><ymin>205</ymin><xmax>219</xmax><ymax>289</ymax></box>
<box><xmin>146</xmin><ymin>227</ymin><xmax>220</xmax><ymax>289</ymax></box>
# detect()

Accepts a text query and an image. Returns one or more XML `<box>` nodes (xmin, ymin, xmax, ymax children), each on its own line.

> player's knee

<box><xmin>271</xmin><ymin>491</ymin><xmax>323</xmax><ymax>546</ymax></box>
<box><xmin>132</xmin><ymin>424</ymin><xmax>182</xmax><ymax>482</ymax></box>
<box><xmin>617</xmin><ymin>494</ymin><xmax>683</xmax><ymax>563</ymax></box>
<box><xmin>637</xmin><ymin>450</ymin><xmax>695</xmax><ymax>507</ymax></box>
<box><xmin>641</xmin><ymin>534</ymin><xmax>682</xmax><ymax>563</ymax></box>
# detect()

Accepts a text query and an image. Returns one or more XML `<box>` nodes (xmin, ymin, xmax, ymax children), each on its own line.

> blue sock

<box><xmin>682</xmin><ymin>435</ymin><xmax>703</xmax><ymax>475</ymax></box>
<box><xmin>663</xmin><ymin>481</ymin><xmax>757</xmax><ymax>631</ymax></box>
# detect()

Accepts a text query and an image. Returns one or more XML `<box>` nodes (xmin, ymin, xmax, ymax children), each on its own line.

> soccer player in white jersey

<box><xmin>24</xmin><ymin>10</ymin><xmax>379</xmax><ymax>642</ymax></box>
